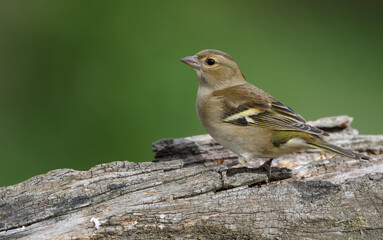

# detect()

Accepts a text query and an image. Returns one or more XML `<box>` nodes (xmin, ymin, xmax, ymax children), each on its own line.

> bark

<box><xmin>0</xmin><ymin>116</ymin><xmax>382</xmax><ymax>240</ymax></box>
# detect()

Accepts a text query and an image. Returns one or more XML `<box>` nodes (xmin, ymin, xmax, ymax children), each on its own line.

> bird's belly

<box><xmin>203</xmin><ymin>120</ymin><xmax>312</xmax><ymax>160</ymax></box>
<box><xmin>203</xmin><ymin>121</ymin><xmax>278</xmax><ymax>158</ymax></box>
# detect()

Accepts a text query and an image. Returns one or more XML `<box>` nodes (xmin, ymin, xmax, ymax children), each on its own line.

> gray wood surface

<box><xmin>1</xmin><ymin>116</ymin><xmax>382</xmax><ymax>240</ymax></box>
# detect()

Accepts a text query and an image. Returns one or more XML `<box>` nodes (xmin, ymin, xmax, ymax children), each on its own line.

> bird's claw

<box><xmin>214</xmin><ymin>160</ymin><xmax>239</xmax><ymax>172</ymax></box>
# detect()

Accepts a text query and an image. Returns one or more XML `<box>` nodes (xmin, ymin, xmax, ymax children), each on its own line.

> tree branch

<box><xmin>1</xmin><ymin>116</ymin><xmax>382</xmax><ymax>239</ymax></box>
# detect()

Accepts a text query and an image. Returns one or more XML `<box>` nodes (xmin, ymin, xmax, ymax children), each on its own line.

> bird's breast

<box><xmin>196</xmin><ymin>89</ymin><xmax>222</xmax><ymax>129</ymax></box>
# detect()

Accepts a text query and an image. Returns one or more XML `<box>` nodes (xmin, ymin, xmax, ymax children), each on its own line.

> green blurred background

<box><xmin>0</xmin><ymin>1</ymin><xmax>382</xmax><ymax>186</ymax></box>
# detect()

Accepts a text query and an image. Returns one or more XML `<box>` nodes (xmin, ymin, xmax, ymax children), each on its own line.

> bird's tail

<box><xmin>307</xmin><ymin>141</ymin><xmax>370</xmax><ymax>160</ymax></box>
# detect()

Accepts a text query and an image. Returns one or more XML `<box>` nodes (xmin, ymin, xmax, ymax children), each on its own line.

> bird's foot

<box><xmin>214</xmin><ymin>160</ymin><xmax>239</xmax><ymax>172</ymax></box>
<box><xmin>215</xmin><ymin>160</ymin><xmax>240</xmax><ymax>187</ymax></box>
<box><xmin>262</xmin><ymin>158</ymin><xmax>273</xmax><ymax>181</ymax></box>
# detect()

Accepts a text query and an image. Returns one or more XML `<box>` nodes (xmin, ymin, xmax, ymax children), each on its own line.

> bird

<box><xmin>179</xmin><ymin>49</ymin><xmax>370</xmax><ymax>177</ymax></box>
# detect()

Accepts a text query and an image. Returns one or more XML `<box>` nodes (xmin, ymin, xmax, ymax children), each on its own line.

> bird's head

<box><xmin>180</xmin><ymin>49</ymin><xmax>246</xmax><ymax>90</ymax></box>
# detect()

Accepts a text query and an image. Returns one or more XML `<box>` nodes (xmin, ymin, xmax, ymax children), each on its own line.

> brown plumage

<box><xmin>180</xmin><ymin>49</ymin><xmax>370</xmax><ymax>176</ymax></box>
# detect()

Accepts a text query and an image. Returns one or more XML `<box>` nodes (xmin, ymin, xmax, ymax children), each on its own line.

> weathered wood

<box><xmin>0</xmin><ymin>116</ymin><xmax>382</xmax><ymax>240</ymax></box>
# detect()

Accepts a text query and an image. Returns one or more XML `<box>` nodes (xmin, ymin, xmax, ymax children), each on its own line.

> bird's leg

<box><xmin>215</xmin><ymin>156</ymin><xmax>245</xmax><ymax>187</ymax></box>
<box><xmin>215</xmin><ymin>155</ymin><xmax>248</xmax><ymax>172</ymax></box>
<box><xmin>262</xmin><ymin>158</ymin><xmax>273</xmax><ymax>179</ymax></box>
<box><xmin>225</xmin><ymin>160</ymin><xmax>240</xmax><ymax>168</ymax></box>
<box><xmin>215</xmin><ymin>159</ymin><xmax>239</xmax><ymax>172</ymax></box>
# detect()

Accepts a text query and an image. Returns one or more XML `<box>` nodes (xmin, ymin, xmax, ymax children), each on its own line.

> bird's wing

<box><xmin>213</xmin><ymin>83</ymin><xmax>328</xmax><ymax>137</ymax></box>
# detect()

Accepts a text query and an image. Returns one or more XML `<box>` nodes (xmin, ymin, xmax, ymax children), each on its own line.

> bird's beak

<box><xmin>179</xmin><ymin>55</ymin><xmax>200</xmax><ymax>69</ymax></box>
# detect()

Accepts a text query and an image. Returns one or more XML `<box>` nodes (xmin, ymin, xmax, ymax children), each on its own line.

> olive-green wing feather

<box><xmin>213</xmin><ymin>83</ymin><xmax>329</xmax><ymax>137</ymax></box>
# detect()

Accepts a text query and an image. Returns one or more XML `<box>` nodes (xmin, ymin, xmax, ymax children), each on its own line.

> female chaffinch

<box><xmin>180</xmin><ymin>49</ymin><xmax>369</xmax><ymax>177</ymax></box>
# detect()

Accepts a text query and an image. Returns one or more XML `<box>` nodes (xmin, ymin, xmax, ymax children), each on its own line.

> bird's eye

<box><xmin>206</xmin><ymin>58</ymin><xmax>216</xmax><ymax>65</ymax></box>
